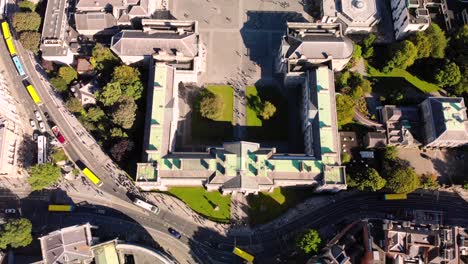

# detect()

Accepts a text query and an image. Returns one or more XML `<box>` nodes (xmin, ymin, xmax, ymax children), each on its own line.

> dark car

<box><xmin>43</xmin><ymin>112</ymin><xmax>50</xmax><ymax>119</ymax></box>
<box><xmin>168</xmin><ymin>227</ymin><xmax>181</xmax><ymax>239</ymax></box>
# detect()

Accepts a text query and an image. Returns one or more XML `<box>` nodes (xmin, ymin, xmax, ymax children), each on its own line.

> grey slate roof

<box><xmin>111</xmin><ymin>30</ymin><xmax>198</xmax><ymax>57</ymax></box>
<box><xmin>76</xmin><ymin>0</ymin><xmax>126</xmax><ymax>9</ymax></box>
<box><xmin>284</xmin><ymin>34</ymin><xmax>353</xmax><ymax>59</ymax></box>
<box><xmin>42</xmin><ymin>0</ymin><xmax>68</xmax><ymax>39</ymax></box>
<box><xmin>75</xmin><ymin>12</ymin><xmax>117</xmax><ymax>32</ymax></box>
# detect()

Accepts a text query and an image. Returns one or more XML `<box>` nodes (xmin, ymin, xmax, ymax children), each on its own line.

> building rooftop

<box><xmin>39</xmin><ymin>223</ymin><xmax>94</xmax><ymax>264</ymax></box>
<box><xmin>338</xmin><ymin>0</ymin><xmax>378</xmax><ymax>25</ymax></box>
<box><xmin>42</xmin><ymin>0</ymin><xmax>68</xmax><ymax>40</ymax></box>
<box><xmin>75</xmin><ymin>12</ymin><xmax>117</xmax><ymax>33</ymax></box>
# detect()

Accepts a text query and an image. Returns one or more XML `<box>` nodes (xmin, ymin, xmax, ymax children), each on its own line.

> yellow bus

<box><xmin>1</xmin><ymin>21</ymin><xmax>11</xmax><ymax>40</ymax></box>
<box><xmin>5</xmin><ymin>38</ymin><xmax>16</xmax><ymax>56</ymax></box>
<box><xmin>82</xmin><ymin>167</ymin><xmax>103</xmax><ymax>187</ymax></box>
<box><xmin>48</xmin><ymin>205</ymin><xmax>74</xmax><ymax>212</ymax></box>
<box><xmin>26</xmin><ymin>84</ymin><xmax>41</xmax><ymax>104</ymax></box>
<box><xmin>384</xmin><ymin>193</ymin><xmax>407</xmax><ymax>200</ymax></box>
<box><xmin>233</xmin><ymin>247</ymin><xmax>254</xmax><ymax>263</ymax></box>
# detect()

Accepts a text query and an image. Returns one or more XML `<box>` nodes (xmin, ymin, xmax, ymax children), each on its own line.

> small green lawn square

<box><xmin>166</xmin><ymin>187</ymin><xmax>231</xmax><ymax>223</ymax></box>
<box><xmin>206</xmin><ymin>85</ymin><xmax>234</xmax><ymax>124</ymax></box>
<box><xmin>246</xmin><ymin>86</ymin><xmax>262</xmax><ymax>127</ymax></box>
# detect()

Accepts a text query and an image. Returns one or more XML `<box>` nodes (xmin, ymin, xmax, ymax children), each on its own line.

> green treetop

<box><xmin>0</xmin><ymin>218</ymin><xmax>33</xmax><ymax>249</ymax></box>
<box><xmin>297</xmin><ymin>229</ymin><xmax>322</xmax><ymax>254</ymax></box>
<box><xmin>28</xmin><ymin>163</ymin><xmax>61</xmax><ymax>191</ymax></box>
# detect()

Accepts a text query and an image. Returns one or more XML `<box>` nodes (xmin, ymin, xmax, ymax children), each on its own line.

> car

<box><xmin>32</xmin><ymin>131</ymin><xmax>40</xmax><ymax>141</ymax></box>
<box><xmin>29</xmin><ymin>119</ymin><xmax>37</xmax><ymax>130</ymax></box>
<box><xmin>4</xmin><ymin>209</ymin><xmax>16</xmax><ymax>214</ymax></box>
<box><xmin>34</xmin><ymin>110</ymin><xmax>42</xmax><ymax>121</ymax></box>
<box><xmin>168</xmin><ymin>227</ymin><xmax>181</xmax><ymax>239</ymax></box>
<box><xmin>51</xmin><ymin>126</ymin><xmax>66</xmax><ymax>144</ymax></box>
<box><xmin>38</xmin><ymin>121</ymin><xmax>46</xmax><ymax>132</ymax></box>
<box><xmin>44</xmin><ymin>112</ymin><xmax>50</xmax><ymax>119</ymax></box>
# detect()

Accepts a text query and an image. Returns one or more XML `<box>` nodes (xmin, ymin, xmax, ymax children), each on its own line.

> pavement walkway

<box><xmin>230</xmin><ymin>192</ymin><xmax>249</xmax><ymax>228</ymax></box>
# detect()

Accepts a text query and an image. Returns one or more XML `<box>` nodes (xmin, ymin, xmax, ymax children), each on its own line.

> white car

<box><xmin>29</xmin><ymin>119</ymin><xmax>37</xmax><ymax>130</ymax></box>
<box><xmin>38</xmin><ymin>121</ymin><xmax>46</xmax><ymax>132</ymax></box>
<box><xmin>4</xmin><ymin>209</ymin><xmax>15</xmax><ymax>214</ymax></box>
<box><xmin>34</xmin><ymin>111</ymin><xmax>42</xmax><ymax>121</ymax></box>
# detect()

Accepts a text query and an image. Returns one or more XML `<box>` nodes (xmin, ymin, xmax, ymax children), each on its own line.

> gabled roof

<box><xmin>284</xmin><ymin>34</ymin><xmax>353</xmax><ymax>59</ymax></box>
<box><xmin>111</xmin><ymin>30</ymin><xmax>198</xmax><ymax>57</ymax></box>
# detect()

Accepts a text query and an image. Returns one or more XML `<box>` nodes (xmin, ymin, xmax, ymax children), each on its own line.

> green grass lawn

<box><xmin>246</xmin><ymin>86</ymin><xmax>262</xmax><ymax>127</ymax></box>
<box><xmin>206</xmin><ymin>85</ymin><xmax>234</xmax><ymax>123</ymax></box>
<box><xmin>248</xmin><ymin>187</ymin><xmax>319</xmax><ymax>225</ymax></box>
<box><xmin>166</xmin><ymin>187</ymin><xmax>231</xmax><ymax>223</ymax></box>
<box><xmin>367</xmin><ymin>64</ymin><xmax>440</xmax><ymax>93</ymax></box>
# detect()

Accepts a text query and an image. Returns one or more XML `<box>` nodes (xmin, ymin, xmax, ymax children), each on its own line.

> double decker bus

<box><xmin>48</xmin><ymin>205</ymin><xmax>75</xmax><ymax>212</ymax></box>
<box><xmin>233</xmin><ymin>247</ymin><xmax>255</xmax><ymax>263</ymax></box>
<box><xmin>384</xmin><ymin>194</ymin><xmax>407</xmax><ymax>200</ymax></box>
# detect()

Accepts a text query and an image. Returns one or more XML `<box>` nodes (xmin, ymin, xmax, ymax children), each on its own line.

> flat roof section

<box><xmin>42</xmin><ymin>0</ymin><xmax>68</xmax><ymax>39</ymax></box>
<box><xmin>441</xmin><ymin>101</ymin><xmax>465</xmax><ymax>131</ymax></box>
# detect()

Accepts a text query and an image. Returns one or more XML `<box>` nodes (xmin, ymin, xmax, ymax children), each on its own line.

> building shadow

<box><xmin>240</xmin><ymin>11</ymin><xmax>307</xmax><ymax>82</ymax></box>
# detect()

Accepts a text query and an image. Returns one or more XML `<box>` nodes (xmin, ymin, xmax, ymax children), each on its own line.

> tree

<box><xmin>434</xmin><ymin>62</ymin><xmax>461</xmax><ymax>87</ymax></box>
<box><xmin>97</xmin><ymin>82</ymin><xmax>122</xmax><ymax>106</ymax></box>
<box><xmin>297</xmin><ymin>229</ymin><xmax>322</xmax><ymax>254</ymax></box>
<box><xmin>0</xmin><ymin>218</ymin><xmax>33</xmax><ymax>249</ymax></box>
<box><xmin>110</xmin><ymin>139</ymin><xmax>134</xmax><ymax>162</ymax></box>
<box><xmin>19</xmin><ymin>31</ymin><xmax>40</xmax><ymax>54</ymax></box>
<box><xmin>28</xmin><ymin>163</ymin><xmax>61</xmax><ymax>191</ymax></box>
<box><xmin>110</xmin><ymin>127</ymin><xmax>128</xmax><ymax>138</ymax></box>
<box><xmin>426</xmin><ymin>24</ymin><xmax>447</xmax><ymax>59</ymax></box>
<box><xmin>111</xmin><ymin>97</ymin><xmax>137</xmax><ymax>129</ymax></box>
<box><xmin>12</xmin><ymin>12</ymin><xmax>41</xmax><ymax>32</ymax></box>
<box><xmin>363</xmin><ymin>46</ymin><xmax>374</xmax><ymax>59</ymax></box>
<box><xmin>383</xmin><ymin>146</ymin><xmax>398</xmax><ymax>161</ymax></box>
<box><xmin>50</xmin><ymin>77</ymin><xmax>68</xmax><ymax>93</ymax></box>
<box><xmin>348</xmin><ymin>168</ymin><xmax>386</xmax><ymax>191</ymax></box>
<box><xmin>260</xmin><ymin>101</ymin><xmax>276</xmax><ymax>120</ymax></box>
<box><xmin>350</xmin><ymin>44</ymin><xmax>362</xmax><ymax>65</ymax></box>
<box><xmin>386</xmin><ymin>167</ymin><xmax>420</xmax><ymax>194</ymax></box>
<box><xmin>111</xmin><ymin>65</ymin><xmax>144</xmax><ymax>100</ymax></box>
<box><xmin>384</xmin><ymin>40</ymin><xmax>418</xmax><ymax>71</ymax></box>
<box><xmin>420</xmin><ymin>173</ymin><xmax>439</xmax><ymax>190</ymax></box>
<box><xmin>50</xmin><ymin>149</ymin><xmax>67</xmax><ymax>163</ymax></box>
<box><xmin>66</xmin><ymin>97</ymin><xmax>84</xmax><ymax>113</ymax></box>
<box><xmin>90</xmin><ymin>43</ymin><xmax>119</xmax><ymax>72</ymax></box>
<box><xmin>18</xmin><ymin>0</ymin><xmax>36</xmax><ymax>11</ymax></box>
<box><xmin>336</xmin><ymin>94</ymin><xmax>355</xmax><ymax>127</ymax></box>
<box><xmin>410</xmin><ymin>32</ymin><xmax>432</xmax><ymax>59</ymax></box>
<box><xmin>452</xmin><ymin>25</ymin><xmax>468</xmax><ymax>56</ymax></box>
<box><xmin>341</xmin><ymin>153</ymin><xmax>351</xmax><ymax>164</ymax></box>
<box><xmin>363</xmin><ymin>33</ymin><xmax>376</xmax><ymax>49</ymax></box>
<box><xmin>358</xmin><ymin>78</ymin><xmax>372</xmax><ymax>94</ymax></box>
<box><xmin>452</xmin><ymin>67</ymin><xmax>468</xmax><ymax>96</ymax></box>
<box><xmin>59</xmin><ymin>66</ymin><xmax>78</xmax><ymax>84</ymax></box>
<box><xmin>198</xmin><ymin>92</ymin><xmax>224</xmax><ymax>120</ymax></box>
<box><xmin>86</xmin><ymin>107</ymin><xmax>105</xmax><ymax>122</ymax></box>
<box><xmin>337</xmin><ymin>71</ymin><xmax>350</xmax><ymax>89</ymax></box>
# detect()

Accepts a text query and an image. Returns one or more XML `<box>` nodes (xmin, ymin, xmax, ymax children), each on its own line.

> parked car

<box><xmin>4</xmin><ymin>209</ymin><xmax>16</xmax><ymax>214</ymax></box>
<box><xmin>44</xmin><ymin>112</ymin><xmax>50</xmax><ymax>119</ymax></box>
<box><xmin>29</xmin><ymin>119</ymin><xmax>37</xmax><ymax>130</ymax></box>
<box><xmin>38</xmin><ymin>121</ymin><xmax>46</xmax><ymax>132</ymax></box>
<box><xmin>168</xmin><ymin>227</ymin><xmax>181</xmax><ymax>239</ymax></box>
<box><xmin>51</xmin><ymin>126</ymin><xmax>66</xmax><ymax>144</ymax></box>
<box><xmin>32</xmin><ymin>131</ymin><xmax>40</xmax><ymax>141</ymax></box>
<box><xmin>34</xmin><ymin>110</ymin><xmax>42</xmax><ymax>121</ymax></box>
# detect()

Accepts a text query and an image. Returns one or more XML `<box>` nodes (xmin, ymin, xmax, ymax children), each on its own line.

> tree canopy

<box><xmin>110</xmin><ymin>65</ymin><xmax>144</xmax><ymax>100</ymax></box>
<box><xmin>362</xmin><ymin>33</ymin><xmax>376</xmax><ymax>59</ymax></box>
<box><xmin>426</xmin><ymin>24</ymin><xmax>447</xmax><ymax>59</ymax></box>
<box><xmin>0</xmin><ymin>218</ymin><xmax>33</xmax><ymax>249</ymax></box>
<box><xmin>434</xmin><ymin>62</ymin><xmax>461</xmax><ymax>87</ymax></box>
<box><xmin>28</xmin><ymin>163</ymin><xmax>61</xmax><ymax>191</ymax></box>
<box><xmin>386</xmin><ymin>167</ymin><xmax>420</xmax><ymax>194</ymax></box>
<box><xmin>410</xmin><ymin>32</ymin><xmax>432</xmax><ymax>59</ymax></box>
<box><xmin>348</xmin><ymin>168</ymin><xmax>386</xmax><ymax>191</ymax></box>
<box><xmin>86</xmin><ymin>107</ymin><xmax>105</xmax><ymax>122</ymax></box>
<box><xmin>259</xmin><ymin>101</ymin><xmax>276</xmax><ymax>120</ymax></box>
<box><xmin>90</xmin><ymin>43</ymin><xmax>119</xmax><ymax>72</ymax></box>
<box><xmin>297</xmin><ymin>229</ymin><xmax>322</xmax><ymax>254</ymax></box>
<box><xmin>19</xmin><ymin>31</ymin><xmax>40</xmax><ymax>54</ymax></box>
<box><xmin>336</xmin><ymin>94</ymin><xmax>355</xmax><ymax>127</ymax></box>
<box><xmin>111</xmin><ymin>97</ymin><xmax>137</xmax><ymax>129</ymax></box>
<box><xmin>18</xmin><ymin>0</ymin><xmax>36</xmax><ymax>11</ymax></box>
<box><xmin>66</xmin><ymin>97</ymin><xmax>84</xmax><ymax>113</ymax></box>
<box><xmin>110</xmin><ymin>139</ymin><xmax>134</xmax><ymax>162</ymax></box>
<box><xmin>97</xmin><ymin>82</ymin><xmax>122</xmax><ymax>106</ymax></box>
<box><xmin>59</xmin><ymin>66</ymin><xmax>78</xmax><ymax>84</ymax></box>
<box><xmin>384</xmin><ymin>40</ymin><xmax>418</xmax><ymax>72</ymax></box>
<box><xmin>50</xmin><ymin>77</ymin><xmax>68</xmax><ymax>93</ymax></box>
<box><xmin>12</xmin><ymin>12</ymin><xmax>41</xmax><ymax>32</ymax></box>
<box><xmin>198</xmin><ymin>92</ymin><xmax>224</xmax><ymax>120</ymax></box>
<box><xmin>383</xmin><ymin>146</ymin><xmax>398</xmax><ymax>161</ymax></box>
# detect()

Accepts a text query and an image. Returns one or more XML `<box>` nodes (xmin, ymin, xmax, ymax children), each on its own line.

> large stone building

<box><xmin>135</xmin><ymin>61</ymin><xmax>345</xmax><ymax>194</ymax></box>
<box><xmin>276</xmin><ymin>23</ymin><xmax>353</xmax><ymax>73</ymax></box>
<box><xmin>110</xmin><ymin>19</ymin><xmax>206</xmax><ymax>75</ymax></box>
<box><xmin>321</xmin><ymin>0</ymin><xmax>379</xmax><ymax>34</ymax></box>
<box><xmin>420</xmin><ymin>97</ymin><xmax>468</xmax><ymax>148</ymax></box>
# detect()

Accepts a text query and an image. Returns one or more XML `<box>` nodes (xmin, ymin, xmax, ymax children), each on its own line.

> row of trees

<box><xmin>346</xmin><ymin>146</ymin><xmax>438</xmax><ymax>194</ymax></box>
<box><xmin>11</xmin><ymin>1</ymin><xmax>41</xmax><ymax>53</ymax></box>
<box><xmin>335</xmin><ymin>72</ymin><xmax>372</xmax><ymax>127</ymax></box>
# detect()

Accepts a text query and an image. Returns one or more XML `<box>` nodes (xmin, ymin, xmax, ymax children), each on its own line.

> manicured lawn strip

<box><xmin>367</xmin><ymin>64</ymin><xmax>440</xmax><ymax>93</ymax></box>
<box><xmin>166</xmin><ymin>187</ymin><xmax>231</xmax><ymax>223</ymax></box>
<box><xmin>246</xmin><ymin>86</ymin><xmax>262</xmax><ymax>127</ymax></box>
<box><xmin>206</xmin><ymin>85</ymin><xmax>234</xmax><ymax>123</ymax></box>
<box><xmin>248</xmin><ymin>187</ymin><xmax>318</xmax><ymax>225</ymax></box>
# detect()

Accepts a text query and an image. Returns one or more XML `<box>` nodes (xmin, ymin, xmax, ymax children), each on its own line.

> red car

<box><xmin>51</xmin><ymin>126</ymin><xmax>66</xmax><ymax>144</ymax></box>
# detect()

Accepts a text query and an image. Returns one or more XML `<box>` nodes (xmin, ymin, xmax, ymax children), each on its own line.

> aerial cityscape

<box><xmin>0</xmin><ymin>0</ymin><xmax>466</xmax><ymax>263</ymax></box>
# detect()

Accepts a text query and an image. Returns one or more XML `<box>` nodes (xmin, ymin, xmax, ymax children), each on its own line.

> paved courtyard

<box><xmin>170</xmin><ymin>0</ymin><xmax>311</xmax><ymax>84</ymax></box>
